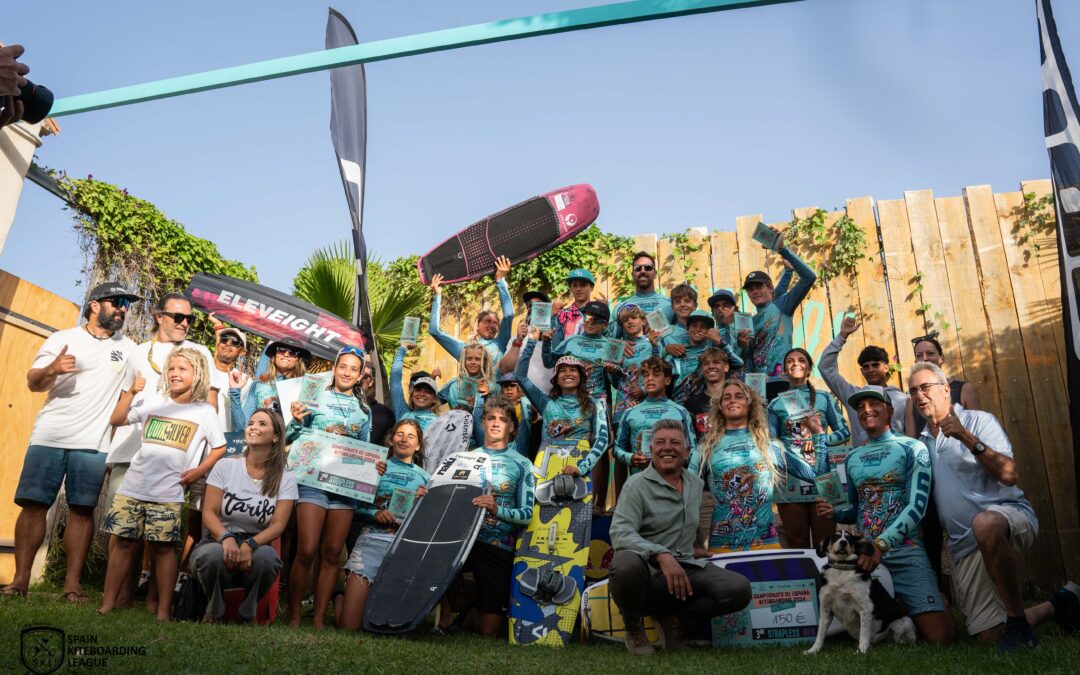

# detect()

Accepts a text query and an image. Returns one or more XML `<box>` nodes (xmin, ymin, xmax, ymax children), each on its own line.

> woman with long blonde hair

<box><xmin>700</xmin><ymin>380</ymin><xmax>828</xmax><ymax>553</ymax></box>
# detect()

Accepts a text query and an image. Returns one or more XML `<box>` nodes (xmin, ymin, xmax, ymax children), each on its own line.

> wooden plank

<box><xmin>934</xmin><ymin>196</ymin><xmax>1003</xmax><ymax>420</ymax></box>
<box><xmin>710</xmin><ymin>230</ymin><xmax>742</xmax><ymax>297</ymax></box>
<box><xmin>877</xmin><ymin>198</ymin><xmax>925</xmax><ymax>390</ymax></box>
<box><xmin>819</xmin><ymin>209</ymin><xmax>865</xmax><ymax>388</ymax></box>
<box><xmin>994</xmin><ymin>190</ymin><xmax>1079</xmax><ymax>582</ymax></box>
<box><xmin>789</xmin><ymin>207</ymin><xmax>833</xmax><ymax>384</ymax></box>
<box><xmin>965</xmin><ymin>184</ymin><xmax>1062</xmax><ymax>591</ymax></box>
<box><xmin>847</xmin><ymin>196</ymin><xmax>901</xmax><ymax>388</ymax></box>
<box><xmin>685</xmin><ymin>227</ymin><xmax>713</xmax><ymax>308</ymax></box>
<box><xmin>656</xmin><ymin>235</ymin><xmax>678</xmax><ymax>295</ymax></box>
<box><xmin>1019</xmin><ymin>179</ymin><xmax>1068</xmax><ymax>391</ymax></box>
<box><xmin>735</xmin><ymin>215</ymin><xmax>767</xmax><ymax>313</ymax></box>
<box><xmin>904</xmin><ymin>189</ymin><xmax>963</xmax><ymax>369</ymax></box>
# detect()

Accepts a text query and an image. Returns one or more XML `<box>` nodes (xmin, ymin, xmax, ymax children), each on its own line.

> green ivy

<box><xmin>785</xmin><ymin>208</ymin><xmax>867</xmax><ymax>286</ymax></box>
<box><xmin>61</xmin><ymin>174</ymin><xmax>258</xmax><ymax>349</ymax></box>
<box><xmin>1011</xmin><ymin>191</ymin><xmax>1056</xmax><ymax>261</ymax></box>
<box><xmin>659</xmin><ymin>230</ymin><xmax>706</xmax><ymax>279</ymax></box>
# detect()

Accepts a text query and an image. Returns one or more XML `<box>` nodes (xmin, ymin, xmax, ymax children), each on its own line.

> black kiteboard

<box><xmin>363</xmin><ymin>450</ymin><xmax>490</xmax><ymax>634</ymax></box>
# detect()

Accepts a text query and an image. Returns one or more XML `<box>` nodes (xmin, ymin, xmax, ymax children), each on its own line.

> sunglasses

<box><xmin>100</xmin><ymin>296</ymin><xmax>132</xmax><ymax>310</ymax></box>
<box><xmin>274</xmin><ymin>346</ymin><xmax>301</xmax><ymax>358</ymax></box>
<box><xmin>633</xmin><ymin>264</ymin><xmax>655</xmax><ymax>272</ymax></box>
<box><xmin>160</xmin><ymin>311</ymin><xmax>196</xmax><ymax>325</ymax></box>
<box><xmin>338</xmin><ymin>346</ymin><xmax>366</xmax><ymax>359</ymax></box>
<box><xmin>584</xmin><ymin>315</ymin><xmax>608</xmax><ymax>325</ymax></box>
<box><xmin>218</xmin><ymin>336</ymin><xmax>243</xmax><ymax>347</ymax></box>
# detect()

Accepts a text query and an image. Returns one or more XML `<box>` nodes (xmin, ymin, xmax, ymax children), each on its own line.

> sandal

<box><xmin>63</xmin><ymin>590</ymin><xmax>89</xmax><ymax>604</ymax></box>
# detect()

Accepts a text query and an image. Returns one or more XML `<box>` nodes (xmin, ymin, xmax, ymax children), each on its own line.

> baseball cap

<box><xmin>567</xmin><ymin>268</ymin><xmax>596</xmax><ymax>285</ymax></box>
<box><xmin>522</xmin><ymin>290</ymin><xmax>550</xmax><ymax>304</ymax></box>
<box><xmin>87</xmin><ymin>281</ymin><xmax>141</xmax><ymax>302</ymax></box>
<box><xmin>686</xmin><ymin>309</ymin><xmax>715</xmax><ymax>328</ymax></box>
<box><xmin>742</xmin><ymin>271</ymin><xmax>772</xmax><ymax>289</ymax></box>
<box><xmin>497</xmin><ymin>371</ymin><xmax>518</xmax><ymax>384</ymax></box>
<box><xmin>410</xmin><ymin>375</ymin><xmax>437</xmax><ymax>393</ymax></box>
<box><xmin>707</xmin><ymin>288</ymin><xmax>737</xmax><ymax>308</ymax></box>
<box><xmin>847</xmin><ymin>385</ymin><xmax>891</xmax><ymax>408</ymax></box>
<box><xmin>581</xmin><ymin>301</ymin><xmax>610</xmax><ymax>323</ymax></box>
<box><xmin>218</xmin><ymin>327</ymin><xmax>247</xmax><ymax>348</ymax></box>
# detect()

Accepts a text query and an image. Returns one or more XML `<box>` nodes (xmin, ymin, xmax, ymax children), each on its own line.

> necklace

<box><xmin>147</xmin><ymin>341</ymin><xmax>181</xmax><ymax>374</ymax></box>
<box><xmin>84</xmin><ymin>324</ymin><xmax>110</xmax><ymax>340</ymax></box>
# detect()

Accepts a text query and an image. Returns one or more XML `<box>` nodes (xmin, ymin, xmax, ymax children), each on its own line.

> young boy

<box><xmin>472</xmin><ymin>372</ymin><xmax>536</xmax><ymax>459</ymax></box>
<box><xmin>609</xmin><ymin>305</ymin><xmax>654</xmax><ymax>427</ymax></box>
<box><xmin>664</xmin><ymin>310</ymin><xmax>741</xmax><ymax>404</ymax></box>
<box><xmin>613</xmin><ymin>357</ymin><xmax>697</xmax><ymax>476</ymax></box>
<box><xmin>551</xmin><ymin>268</ymin><xmax>596</xmax><ymax>346</ymax></box>
<box><xmin>543</xmin><ymin>301</ymin><xmax>612</xmax><ymax>407</ymax></box>
<box><xmin>662</xmin><ymin>285</ymin><xmax>743</xmax><ymax>392</ymax></box>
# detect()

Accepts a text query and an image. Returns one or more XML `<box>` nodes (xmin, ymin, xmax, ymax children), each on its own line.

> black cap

<box><xmin>581</xmin><ymin>301</ymin><xmax>610</xmax><ymax>323</ymax></box>
<box><xmin>267</xmin><ymin>339</ymin><xmax>312</xmax><ymax>366</ymax></box>
<box><xmin>522</xmin><ymin>290</ymin><xmax>550</xmax><ymax>304</ymax></box>
<box><xmin>87</xmin><ymin>281</ymin><xmax>141</xmax><ymax>302</ymax></box>
<box><xmin>742</xmin><ymin>271</ymin><xmax>772</xmax><ymax>289</ymax></box>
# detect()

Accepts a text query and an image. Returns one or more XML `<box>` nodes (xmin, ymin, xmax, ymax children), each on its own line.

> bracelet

<box><xmin>218</xmin><ymin>531</ymin><xmax>237</xmax><ymax>544</ymax></box>
<box><xmin>244</xmin><ymin>537</ymin><xmax>259</xmax><ymax>551</ymax></box>
<box><xmin>512</xmin><ymin>340</ymin><xmax>524</xmax><ymax>347</ymax></box>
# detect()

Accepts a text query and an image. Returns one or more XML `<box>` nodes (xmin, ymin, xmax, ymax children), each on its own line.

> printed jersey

<box><xmin>355</xmin><ymin>457</ymin><xmax>430</xmax><ymax>537</ymax></box>
<box><xmin>767</xmin><ymin>384</ymin><xmax>850</xmax><ymax>503</ymax></box>
<box><xmin>428</xmin><ymin>278</ymin><xmax>514</xmax><ymax>364</ymax></box>
<box><xmin>835</xmin><ymin>430</ymin><xmax>932</xmax><ymax>551</ymax></box>
<box><xmin>543</xmin><ymin>334</ymin><xmax>610</xmax><ymax>405</ymax></box>
<box><xmin>285</xmin><ymin>388</ymin><xmax>371</xmax><ymax>444</ymax></box>
<box><xmin>437</xmin><ymin>377</ymin><xmax>500</xmax><ymax>412</ymax></box>
<box><xmin>748</xmin><ymin>248</ymin><xmax>816</xmax><ymax>382</ymax></box>
<box><xmin>702</xmin><ymin>428</ymin><xmax>824</xmax><ymax>552</ymax></box>
<box><xmin>472</xmin><ymin>446</ymin><xmax>536</xmax><ymax>550</ymax></box>
<box><xmin>683</xmin><ymin>389</ymin><xmax>714</xmax><ymax>442</ymax></box>
<box><xmin>614</xmin><ymin>397</ymin><xmax>699</xmax><ymax>475</ymax></box>
<box><xmin>609</xmin><ymin>290</ymin><xmax>674</xmax><ymax>338</ymax></box>
<box><xmin>470</xmin><ymin>394</ymin><xmax>535</xmax><ymax>458</ymax></box>
<box><xmin>610</xmin><ymin>335</ymin><xmax>653</xmax><ymax>424</ymax></box>
<box><xmin>389</xmin><ymin>346</ymin><xmax>438</xmax><ymax>431</ymax></box>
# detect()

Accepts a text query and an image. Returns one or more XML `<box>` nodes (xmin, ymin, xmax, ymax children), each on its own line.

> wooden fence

<box><xmin>413</xmin><ymin>179</ymin><xmax>1078</xmax><ymax>593</ymax></box>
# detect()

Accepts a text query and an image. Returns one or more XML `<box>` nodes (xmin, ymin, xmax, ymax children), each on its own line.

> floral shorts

<box><xmin>102</xmin><ymin>494</ymin><xmax>183</xmax><ymax>542</ymax></box>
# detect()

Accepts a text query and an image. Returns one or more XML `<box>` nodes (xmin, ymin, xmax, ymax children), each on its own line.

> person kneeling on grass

<box><xmin>99</xmin><ymin>347</ymin><xmax>226</xmax><ymax>620</ymax></box>
<box><xmin>436</xmin><ymin>396</ymin><xmax>535</xmax><ymax>638</ymax></box>
<box><xmin>610</xmin><ymin>419</ymin><xmax>752</xmax><ymax>655</ymax></box>
<box><xmin>192</xmin><ymin>409</ymin><xmax>297</xmax><ymax>623</ymax></box>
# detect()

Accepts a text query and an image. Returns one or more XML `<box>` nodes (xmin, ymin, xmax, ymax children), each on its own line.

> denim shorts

<box><xmin>15</xmin><ymin>445</ymin><xmax>107</xmax><ymax>508</ymax></box>
<box><xmin>344</xmin><ymin>534</ymin><xmax>392</xmax><ymax>582</ymax></box>
<box><xmin>883</xmin><ymin>545</ymin><xmax>945</xmax><ymax>616</ymax></box>
<box><xmin>296</xmin><ymin>484</ymin><xmax>358</xmax><ymax>510</ymax></box>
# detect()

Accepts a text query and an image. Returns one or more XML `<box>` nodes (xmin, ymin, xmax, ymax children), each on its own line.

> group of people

<box><xmin>4</xmin><ymin>228</ymin><xmax>1079</xmax><ymax>656</ymax></box>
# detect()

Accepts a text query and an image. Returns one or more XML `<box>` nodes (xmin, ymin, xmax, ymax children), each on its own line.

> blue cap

<box><xmin>847</xmin><ymin>385</ymin><xmax>890</xmax><ymax>408</ymax></box>
<box><xmin>567</xmin><ymin>269</ymin><xmax>595</xmax><ymax>285</ymax></box>
<box><xmin>687</xmin><ymin>309</ymin><xmax>715</xmax><ymax>328</ymax></box>
<box><xmin>707</xmin><ymin>288</ymin><xmax>737</xmax><ymax>308</ymax></box>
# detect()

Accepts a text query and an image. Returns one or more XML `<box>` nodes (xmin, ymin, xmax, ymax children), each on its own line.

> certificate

<box><xmin>646</xmin><ymin>309</ymin><xmax>671</xmax><ymax>336</ymax></box>
<box><xmin>287</xmin><ymin>429</ymin><xmax>387</xmax><ymax>503</ymax></box>
<box><xmin>529</xmin><ymin>302</ymin><xmax>553</xmax><ymax>331</ymax></box>
<box><xmin>752</xmin><ymin>221</ymin><xmax>783</xmax><ymax>251</ymax></box>
<box><xmin>400</xmin><ymin>316</ymin><xmax>421</xmax><ymax>346</ymax></box>
<box><xmin>733</xmin><ymin>312</ymin><xmax>754</xmax><ymax>334</ymax></box>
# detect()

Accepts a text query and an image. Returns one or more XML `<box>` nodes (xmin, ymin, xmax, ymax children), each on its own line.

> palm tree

<box><xmin>293</xmin><ymin>241</ymin><xmax>428</xmax><ymax>376</ymax></box>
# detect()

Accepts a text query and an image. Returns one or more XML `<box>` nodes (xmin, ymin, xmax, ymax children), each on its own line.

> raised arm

<box><xmin>427</xmin><ymin>275</ymin><xmax>465</xmax><ymax>361</ymax></box>
<box><xmin>390</xmin><ymin>346</ymin><xmax>410</xmax><ymax>418</ymax></box>
<box><xmin>774</xmin><ymin>247</ymin><xmax>817</xmax><ymax>315</ymax></box>
<box><xmin>821</xmin><ymin>392</ymin><xmax>851</xmax><ymax>446</ymax></box>
<box><xmin>514</xmin><ymin>339</ymin><xmax>550</xmax><ymax>413</ymax></box>
<box><xmin>576</xmin><ymin>399</ymin><xmax>610</xmax><ymax>476</ymax></box>
<box><xmin>818</xmin><ymin>334</ymin><xmax>858</xmax><ymax>405</ymax></box>
<box><xmin>493</xmin><ymin>274</ymin><xmax>515</xmax><ymax>353</ymax></box>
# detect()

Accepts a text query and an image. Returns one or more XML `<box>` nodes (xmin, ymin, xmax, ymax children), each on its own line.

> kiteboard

<box><xmin>581</xmin><ymin>548</ymin><xmax>895</xmax><ymax>647</ymax></box>
<box><xmin>363</xmin><ymin>450</ymin><xmax>489</xmax><ymax>634</ymax></box>
<box><xmin>508</xmin><ymin>439</ymin><xmax>593</xmax><ymax>647</ymax></box>
<box><xmin>417</xmin><ymin>184</ymin><xmax>599</xmax><ymax>285</ymax></box>
<box><xmin>420</xmin><ymin>410</ymin><xmax>475</xmax><ymax>473</ymax></box>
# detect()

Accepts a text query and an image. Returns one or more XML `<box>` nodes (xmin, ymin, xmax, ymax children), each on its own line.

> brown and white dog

<box><xmin>804</xmin><ymin>530</ymin><xmax>917</xmax><ymax>654</ymax></box>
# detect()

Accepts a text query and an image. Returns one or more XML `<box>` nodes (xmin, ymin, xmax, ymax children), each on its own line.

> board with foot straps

<box><xmin>581</xmin><ymin>548</ymin><xmax>895</xmax><ymax>647</ymax></box>
<box><xmin>363</xmin><ymin>451</ymin><xmax>490</xmax><ymax>634</ymax></box>
<box><xmin>508</xmin><ymin>439</ymin><xmax>594</xmax><ymax>646</ymax></box>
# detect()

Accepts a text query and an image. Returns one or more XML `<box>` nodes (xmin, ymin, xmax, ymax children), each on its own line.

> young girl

<box><xmin>100</xmin><ymin>347</ymin><xmax>226</xmax><ymax>619</ymax></box>
<box><xmin>339</xmin><ymin>420</ymin><xmax>430</xmax><ymax>631</ymax></box>
<box><xmin>514</xmin><ymin>337</ymin><xmax>609</xmax><ymax>477</ymax></box>
<box><xmin>768</xmin><ymin>348</ymin><xmax>849</xmax><ymax>549</ymax></box>
<box><xmin>609</xmin><ymin>305</ymin><xmax>653</xmax><ymax>428</ymax></box>
<box><xmin>428</xmin><ymin>256</ymin><xmax>515</xmax><ymax>364</ymax></box>
<box><xmin>437</xmin><ymin>342</ymin><xmax>500</xmax><ymax>411</ymax></box>
<box><xmin>390</xmin><ymin>345</ymin><xmax>440</xmax><ymax>430</ymax></box>
<box><xmin>230</xmin><ymin>340</ymin><xmax>310</xmax><ymax>430</ymax></box>
<box><xmin>701</xmin><ymin>380</ymin><xmax>827</xmax><ymax>553</ymax></box>
<box><xmin>285</xmin><ymin>345</ymin><xmax>374</xmax><ymax>629</ymax></box>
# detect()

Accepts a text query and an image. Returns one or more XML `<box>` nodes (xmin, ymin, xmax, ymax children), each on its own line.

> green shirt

<box><xmin>610</xmin><ymin>464</ymin><xmax>707</xmax><ymax>568</ymax></box>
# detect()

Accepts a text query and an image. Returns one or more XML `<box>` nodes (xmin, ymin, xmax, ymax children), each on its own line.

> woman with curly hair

<box><xmin>437</xmin><ymin>342</ymin><xmax>501</xmax><ymax>412</ymax></box>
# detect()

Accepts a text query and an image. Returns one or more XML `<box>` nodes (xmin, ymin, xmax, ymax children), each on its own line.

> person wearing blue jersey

<box><xmin>339</xmin><ymin>419</ymin><xmax>430</xmax><ymax>631</ymax></box>
<box><xmin>437</xmin><ymin>341</ymin><xmax>500</xmax><ymax>411</ymax></box>
<box><xmin>742</xmin><ymin>230</ymin><xmax>816</xmax><ymax>399</ymax></box>
<box><xmin>229</xmin><ymin>339</ymin><xmax>310</xmax><ymax>430</ymax></box>
<box><xmin>438</xmin><ymin>397</ymin><xmax>535</xmax><ymax>638</ymax></box>
<box><xmin>609</xmin><ymin>252</ymin><xmax>674</xmax><ymax>338</ymax></box>
<box><xmin>768</xmin><ymin>348</ymin><xmax>850</xmax><ymax>549</ymax></box>
<box><xmin>664</xmin><ymin>310</ymin><xmax>744</xmax><ymax>404</ymax></box>
<box><xmin>609</xmin><ymin>305</ymin><xmax>654</xmax><ymax>426</ymax></box>
<box><xmin>908</xmin><ymin>363</ymin><xmax>1079</xmax><ymax>652</ymax></box>
<box><xmin>701</xmin><ymin>380</ymin><xmax>827</xmax><ymax>553</ymax></box>
<box><xmin>543</xmin><ymin>301</ymin><xmax>613</xmax><ymax>406</ymax></box>
<box><xmin>514</xmin><ymin>342</ymin><xmax>609</xmax><ymax>476</ymax></box>
<box><xmin>614</xmin><ymin>357</ymin><xmax>698</xmax><ymax>476</ymax></box>
<box><xmin>708</xmin><ymin>289</ymin><xmax>750</xmax><ymax>382</ymax></box>
<box><xmin>284</xmin><ymin>346</ymin><xmax>379</xmax><ymax>629</ymax></box>
<box><xmin>817</xmin><ymin>385</ymin><xmax>956</xmax><ymax>645</ymax></box>
<box><xmin>389</xmin><ymin>345</ymin><xmax>440</xmax><ymax>430</ymax></box>
<box><xmin>472</xmin><ymin>372</ymin><xmax>537</xmax><ymax>459</ymax></box>
<box><xmin>427</xmin><ymin>256</ymin><xmax>515</xmax><ymax>365</ymax></box>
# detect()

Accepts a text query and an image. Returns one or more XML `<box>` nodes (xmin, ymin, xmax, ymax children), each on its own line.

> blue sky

<box><xmin>2</xmin><ymin>0</ymin><xmax>1078</xmax><ymax>304</ymax></box>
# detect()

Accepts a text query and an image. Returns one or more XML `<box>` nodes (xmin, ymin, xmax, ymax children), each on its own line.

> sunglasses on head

<box><xmin>218</xmin><ymin>335</ymin><xmax>243</xmax><ymax>347</ymax></box>
<box><xmin>338</xmin><ymin>346</ymin><xmax>365</xmax><ymax>359</ymax></box>
<box><xmin>100</xmin><ymin>296</ymin><xmax>132</xmax><ymax>310</ymax></box>
<box><xmin>161</xmin><ymin>311</ymin><xmax>196</xmax><ymax>325</ymax></box>
<box><xmin>634</xmin><ymin>264</ymin><xmax>655</xmax><ymax>272</ymax></box>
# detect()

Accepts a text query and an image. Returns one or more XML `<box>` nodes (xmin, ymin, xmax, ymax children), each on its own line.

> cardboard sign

<box><xmin>712</xmin><ymin>578</ymin><xmax>818</xmax><ymax>647</ymax></box>
<box><xmin>287</xmin><ymin>429</ymin><xmax>387</xmax><ymax>503</ymax></box>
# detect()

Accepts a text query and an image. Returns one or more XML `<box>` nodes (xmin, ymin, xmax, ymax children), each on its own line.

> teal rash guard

<box><xmin>285</xmin><ymin>387</ymin><xmax>371</xmax><ymax>444</ymax></box>
<box><xmin>471</xmin><ymin>445</ymin><xmax>536</xmax><ymax>551</ymax></box>
<box><xmin>428</xmin><ymin>278</ymin><xmax>514</xmax><ymax>364</ymax></box>
<box><xmin>748</xmin><ymin>248</ymin><xmax>816</xmax><ymax>382</ymax></box>
<box><xmin>614</xmin><ymin>396</ymin><xmax>698</xmax><ymax>475</ymax></box>
<box><xmin>389</xmin><ymin>346</ymin><xmax>438</xmax><ymax>430</ymax></box>
<box><xmin>355</xmin><ymin>457</ymin><xmax>430</xmax><ymax>537</ymax></box>
<box><xmin>767</xmin><ymin>383</ymin><xmax>849</xmax><ymax>503</ymax></box>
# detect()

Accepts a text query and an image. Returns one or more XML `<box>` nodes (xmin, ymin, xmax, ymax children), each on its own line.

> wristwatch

<box><xmin>970</xmin><ymin>439</ymin><xmax>987</xmax><ymax>455</ymax></box>
<box><xmin>218</xmin><ymin>531</ymin><xmax>237</xmax><ymax>544</ymax></box>
<box><xmin>873</xmin><ymin>537</ymin><xmax>890</xmax><ymax>554</ymax></box>
<box><xmin>244</xmin><ymin>537</ymin><xmax>259</xmax><ymax>551</ymax></box>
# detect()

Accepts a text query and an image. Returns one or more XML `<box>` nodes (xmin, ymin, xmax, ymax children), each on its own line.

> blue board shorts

<box><xmin>344</xmin><ymin>533</ymin><xmax>392</xmax><ymax>582</ymax></box>
<box><xmin>883</xmin><ymin>545</ymin><xmax>944</xmax><ymax>616</ymax></box>
<box><xmin>297</xmin><ymin>484</ymin><xmax>357</xmax><ymax>510</ymax></box>
<box><xmin>15</xmin><ymin>445</ymin><xmax>107</xmax><ymax>508</ymax></box>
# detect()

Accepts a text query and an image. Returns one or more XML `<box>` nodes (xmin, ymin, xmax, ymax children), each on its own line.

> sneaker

<box><xmin>1050</xmin><ymin>584</ymin><xmax>1080</xmax><ymax>636</ymax></box>
<box><xmin>656</xmin><ymin>613</ymin><xmax>685</xmax><ymax>651</ymax></box>
<box><xmin>624</xmin><ymin>624</ymin><xmax>656</xmax><ymax>656</ymax></box>
<box><xmin>997</xmin><ymin>621</ymin><xmax>1039</xmax><ymax>654</ymax></box>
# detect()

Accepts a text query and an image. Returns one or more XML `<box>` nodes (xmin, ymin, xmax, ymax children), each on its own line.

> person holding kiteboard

<box><xmin>428</xmin><ymin>255</ymin><xmax>515</xmax><ymax>366</ymax></box>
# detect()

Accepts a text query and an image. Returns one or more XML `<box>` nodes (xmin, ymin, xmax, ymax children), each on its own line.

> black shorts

<box><xmin>461</xmin><ymin>542</ymin><xmax>514</xmax><ymax>615</ymax></box>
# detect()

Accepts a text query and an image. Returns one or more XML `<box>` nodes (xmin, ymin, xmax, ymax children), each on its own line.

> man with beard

<box><xmin>3</xmin><ymin>282</ymin><xmax>139</xmax><ymax>601</ymax></box>
<box><xmin>609</xmin><ymin>252</ymin><xmax>674</xmax><ymax>338</ymax></box>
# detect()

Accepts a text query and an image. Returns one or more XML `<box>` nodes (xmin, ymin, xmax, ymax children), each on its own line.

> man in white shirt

<box><xmin>209</xmin><ymin>323</ymin><xmax>247</xmax><ymax>432</ymax></box>
<box><xmin>4</xmin><ymin>282</ymin><xmax>139</xmax><ymax>601</ymax></box>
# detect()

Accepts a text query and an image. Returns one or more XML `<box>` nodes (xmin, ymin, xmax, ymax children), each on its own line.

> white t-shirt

<box><xmin>207</xmin><ymin>456</ymin><xmax>299</xmax><ymax>534</ymax></box>
<box><xmin>108</xmin><ymin>339</ymin><xmax>215</xmax><ymax>464</ymax></box>
<box><xmin>525</xmin><ymin>337</ymin><xmax>554</xmax><ymax>393</ymax></box>
<box><xmin>118</xmin><ymin>400</ymin><xmax>225</xmax><ymax>503</ymax></box>
<box><xmin>29</xmin><ymin>325</ymin><xmax>136</xmax><ymax>452</ymax></box>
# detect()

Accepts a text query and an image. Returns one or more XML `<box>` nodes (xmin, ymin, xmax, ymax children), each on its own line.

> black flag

<box><xmin>327</xmin><ymin>7</ymin><xmax>386</xmax><ymax>400</ymax></box>
<box><xmin>1038</xmin><ymin>0</ymin><xmax>1080</xmax><ymax>518</ymax></box>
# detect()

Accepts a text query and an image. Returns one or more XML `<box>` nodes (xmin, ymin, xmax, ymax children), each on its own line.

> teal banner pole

<box><xmin>50</xmin><ymin>0</ymin><xmax>801</xmax><ymax>117</ymax></box>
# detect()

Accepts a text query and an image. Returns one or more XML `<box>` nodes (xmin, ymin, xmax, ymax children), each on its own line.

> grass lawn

<box><xmin>3</xmin><ymin>587</ymin><xmax>1079</xmax><ymax>674</ymax></box>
